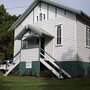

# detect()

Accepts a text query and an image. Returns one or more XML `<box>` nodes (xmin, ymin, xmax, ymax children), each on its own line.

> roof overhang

<box><xmin>15</xmin><ymin>24</ymin><xmax>54</xmax><ymax>40</ymax></box>
<box><xmin>8</xmin><ymin>0</ymin><xmax>90</xmax><ymax>32</ymax></box>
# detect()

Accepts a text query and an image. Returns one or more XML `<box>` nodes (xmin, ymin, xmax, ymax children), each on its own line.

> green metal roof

<box><xmin>9</xmin><ymin>0</ymin><xmax>90</xmax><ymax>31</ymax></box>
<box><xmin>15</xmin><ymin>24</ymin><xmax>54</xmax><ymax>40</ymax></box>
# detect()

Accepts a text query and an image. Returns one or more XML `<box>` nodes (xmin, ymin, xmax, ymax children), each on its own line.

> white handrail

<box><xmin>40</xmin><ymin>48</ymin><xmax>71</xmax><ymax>78</ymax></box>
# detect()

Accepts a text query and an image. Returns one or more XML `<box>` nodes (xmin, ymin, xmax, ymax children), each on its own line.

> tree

<box><xmin>0</xmin><ymin>5</ymin><xmax>19</xmax><ymax>61</ymax></box>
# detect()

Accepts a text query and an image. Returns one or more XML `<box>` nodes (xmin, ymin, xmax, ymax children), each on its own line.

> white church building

<box><xmin>2</xmin><ymin>0</ymin><xmax>90</xmax><ymax>78</ymax></box>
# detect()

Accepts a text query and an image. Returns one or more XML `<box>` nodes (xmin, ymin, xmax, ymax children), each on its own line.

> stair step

<box><xmin>4</xmin><ymin>61</ymin><xmax>20</xmax><ymax>76</ymax></box>
<box><xmin>40</xmin><ymin>58</ymin><xmax>63</xmax><ymax>78</ymax></box>
<box><xmin>45</xmin><ymin>61</ymin><xmax>59</xmax><ymax>72</ymax></box>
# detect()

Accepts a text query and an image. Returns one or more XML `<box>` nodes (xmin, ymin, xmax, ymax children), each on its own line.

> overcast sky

<box><xmin>0</xmin><ymin>0</ymin><xmax>90</xmax><ymax>16</ymax></box>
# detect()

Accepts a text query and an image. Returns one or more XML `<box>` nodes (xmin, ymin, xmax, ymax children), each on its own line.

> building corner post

<box><xmin>38</xmin><ymin>35</ymin><xmax>41</xmax><ymax>76</ymax></box>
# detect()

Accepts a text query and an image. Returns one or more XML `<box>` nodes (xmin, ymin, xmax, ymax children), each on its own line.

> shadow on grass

<box><xmin>0</xmin><ymin>76</ymin><xmax>14</xmax><ymax>90</ymax></box>
<box><xmin>41</xmin><ymin>77</ymin><xmax>90</xmax><ymax>90</ymax></box>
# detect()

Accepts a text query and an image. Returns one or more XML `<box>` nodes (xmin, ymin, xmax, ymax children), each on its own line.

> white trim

<box><xmin>55</xmin><ymin>24</ymin><xmax>63</xmax><ymax>46</ymax></box>
<box><xmin>75</xmin><ymin>15</ymin><xmax>77</xmax><ymax>58</ymax></box>
<box><xmin>55</xmin><ymin>44</ymin><xmax>63</xmax><ymax>47</ymax></box>
<box><xmin>85</xmin><ymin>26</ymin><xmax>90</xmax><ymax>47</ymax></box>
<box><xmin>85</xmin><ymin>46</ymin><xmax>90</xmax><ymax>49</ymax></box>
<box><xmin>36</xmin><ymin>11</ymin><xmax>47</xmax><ymax>22</ymax></box>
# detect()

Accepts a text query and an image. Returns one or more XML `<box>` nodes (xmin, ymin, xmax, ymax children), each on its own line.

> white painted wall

<box><xmin>33</xmin><ymin>15</ymin><xmax>76</xmax><ymax>61</ymax></box>
<box><xmin>25</xmin><ymin>11</ymin><xmax>33</xmax><ymax>24</ymax></box>
<box><xmin>76</xmin><ymin>18</ymin><xmax>90</xmax><ymax>62</ymax></box>
<box><xmin>57</xmin><ymin>8</ymin><xmax>65</xmax><ymax>17</ymax></box>
<box><xmin>34</xmin><ymin>3</ymin><xmax>40</xmax><ymax>22</ymax></box>
<box><xmin>48</xmin><ymin>5</ymin><xmax>55</xmax><ymax>19</ymax></box>
<box><xmin>14</xmin><ymin>1</ymin><xmax>77</xmax><ymax>62</ymax></box>
<box><xmin>14</xmin><ymin>40</ymin><xmax>21</xmax><ymax>56</ymax></box>
<box><xmin>41</xmin><ymin>2</ymin><xmax>48</xmax><ymax>20</ymax></box>
<box><xmin>21</xmin><ymin>48</ymin><xmax>39</xmax><ymax>62</ymax></box>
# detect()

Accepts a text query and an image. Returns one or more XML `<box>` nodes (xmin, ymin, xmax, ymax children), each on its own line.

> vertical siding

<box><xmin>34</xmin><ymin>3</ymin><xmax>40</xmax><ymax>22</ymax></box>
<box><xmin>76</xmin><ymin>17</ymin><xmax>90</xmax><ymax>62</ymax></box>
<box><xmin>48</xmin><ymin>5</ymin><xmax>55</xmax><ymax>19</ymax></box>
<box><xmin>41</xmin><ymin>2</ymin><xmax>47</xmax><ymax>20</ymax></box>
<box><xmin>57</xmin><ymin>8</ymin><xmax>64</xmax><ymax>17</ymax></box>
<box><xmin>21</xmin><ymin>48</ymin><xmax>39</xmax><ymax>62</ymax></box>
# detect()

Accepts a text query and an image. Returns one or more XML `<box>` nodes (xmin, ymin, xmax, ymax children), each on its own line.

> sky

<box><xmin>0</xmin><ymin>0</ymin><xmax>90</xmax><ymax>16</ymax></box>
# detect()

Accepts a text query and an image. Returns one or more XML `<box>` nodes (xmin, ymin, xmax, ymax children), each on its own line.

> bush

<box><xmin>40</xmin><ymin>70</ymin><xmax>55</xmax><ymax>78</ymax></box>
<box><xmin>0</xmin><ymin>70</ymin><xmax>4</xmax><ymax>76</ymax></box>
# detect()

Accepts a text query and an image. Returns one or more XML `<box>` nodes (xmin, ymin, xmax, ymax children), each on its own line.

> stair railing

<box><xmin>40</xmin><ymin>48</ymin><xmax>62</xmax><ymax>77</ymax></box>
<box><xmin>40</xmin><ymin>48</ymin><xmax>71</xmax><ymax>78</ymax></box>
<box><xmin>6</xmin><ymin>49</ymin><xmax>21</xmax><ymax>72</ymax></box>
<box><xmin>11</xmin><ymin>49</ymin><xmax>21</xmax><ymax>62</ymax></box>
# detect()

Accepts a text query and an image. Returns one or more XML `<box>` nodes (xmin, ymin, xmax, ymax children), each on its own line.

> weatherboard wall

<box><xmin>33</xmin><ymin>15</ymin><xmax>76</xmax><ymax>61</ymax></box>
<box><xmin>14</xmin><ymin>1</ymin><xmax>76</xmax><ymax>36</ymax></box>
<box><xmin>21</xmin><ymin>48</ymin><xmax>39</xmax><ymax>62</ymax></box>
<box><xmin>14</xmin><ymin>1</ymin><xmax>77</xmax><ymax>62</ymax></box>
<box><xmin>76</xmin><ymin>16</ymin><xmax>90</xmax><ymax>62</ymax></box>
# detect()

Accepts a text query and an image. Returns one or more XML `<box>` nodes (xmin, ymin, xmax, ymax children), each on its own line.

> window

<box><xmin>22</xmin><ymin>40</ymin><xmax>28</xmax><ymax>49</ymax></box>
<box><xmin>37</xmin><ymin>16</ymin><xmax>38</xmax><ymax>21</ymax></box>
<box><xmin>40</xmin><ymin>13</ymin><xmax>42</xmax><ymax>21</ymax></box>
<box><xmin>86</xmin><ymin>27</ymin><xmax>90</xmax><ymax>47</ymax></box>
<box><xmin>57</xmin><ymin>25</ymin><xmax>62</xmax><ymax>45</ymax></box>
<box><xmin>22</xmin><ymin>37</ymin><xmax>39</xmax><ymax>49</ymax></box>
<box><xmin>36</xmin><ymin>12</ymin><xmax>46</xmax><ymax>22</ymax></box>
<box><xmin>43</xmin><ymin>14</ymin><xmax>45</xmax><ymax>20</ymax></box>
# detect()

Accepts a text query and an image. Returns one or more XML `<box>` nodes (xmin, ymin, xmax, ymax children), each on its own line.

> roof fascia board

<box><xmin>8</xmin><ymin>0</ymin><xmax>40</xmax><ymax>31</ymax></box>
<box><xmin>9</xmin><ymin>0</ymin><xmax>90</xmax><ymax>32</ymax></box>
<box><xmin>15</xmin><ymin>24</ymin><xmax>54</xmax><ymax>40</ymax></box>
<box><xmin>41</xmin><ymin>0</ymin><xmax>81</xmax><ymax>14</ymax></box>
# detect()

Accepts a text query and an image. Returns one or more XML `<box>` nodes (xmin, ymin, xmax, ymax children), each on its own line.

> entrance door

<box><xmin>40</xmin><ymin>37</ymin><xmax>45</xmax><ymax>58</ymax></box>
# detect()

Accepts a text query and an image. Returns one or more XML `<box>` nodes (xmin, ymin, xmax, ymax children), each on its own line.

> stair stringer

<box><xmin>48</xmin><ymin>59</ymin><xmax>71</xmax><ymax>78</ymax></box>
<box><xmin>40</xmin><ymin>58</ymin><xmax>63</xmax><ymax>79</ymax></box>
<box><xmin>4</xmin><ymin>53</ymin><xmax>21</xmax><ymax>76</ymax></box>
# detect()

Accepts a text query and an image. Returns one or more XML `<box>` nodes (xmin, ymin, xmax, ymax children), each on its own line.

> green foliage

<box><xmin>0</xmin><ymin>5</ymin><xmax>19</xmax><ymax>61</ymax></box>
<box><xmin>40</xmin><ymin>70</ymin><xmax>55</xmax><ymax>78</ymax></box>
<box><xmin>0</xmin><ymin>52</ymin><xmax>5</xmax><ymax>60</ymax></box>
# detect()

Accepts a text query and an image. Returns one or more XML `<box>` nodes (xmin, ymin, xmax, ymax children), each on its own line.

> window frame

<box><xmin>36</xmin><ymin>12</ymin><xmax>46</xmax><ymax>22</ymax></box>
<box><xmin>40</xmin><ymin>13</ymin><xmax>43</xmax><ymax>21</ymax></box>
<box><xmin>86</xmin><ymin>26</ymin><xmax>90</xmax><ymax>48</ymax></box>
<box><xmin>55</xmin><ymin>24</ymin><xmax>63</xmax><ymax>46</ymax></box>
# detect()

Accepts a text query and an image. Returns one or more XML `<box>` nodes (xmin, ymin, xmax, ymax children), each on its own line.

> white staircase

<box><xmin>0</xmin><ymin>65</ymin><xmax>6</xmax><ymax>70</ymax></box>
<box><xmin>40</xmin><ymin>58</ymin><xmax>63</xmax><ymax>78</ymax></box>
<box><xmin>4</xmin><ymin>52</ymin><xmax>20</xmax><ymax>76</ymax></box>
<box><xmin>40</xmin><ymin>49</ymin><xmax>71</xmax><ymax>79</ymax></box>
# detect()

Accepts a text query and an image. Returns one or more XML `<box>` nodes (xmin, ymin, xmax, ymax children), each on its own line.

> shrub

<box><xmin>40</xmin><ymin>70</ymin><xmax>55</xmax><ymax>78</ymax></box>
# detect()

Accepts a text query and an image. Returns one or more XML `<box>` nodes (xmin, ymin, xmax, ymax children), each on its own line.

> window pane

<box><xmin>40</xmin><ymin>13</ymin><xmax>42</xmax><ymax>20</ymax></box>
<box><xmin>89</xmin><ymin>32</ymin><xmax>90</xmax><ymax>39</ymax></box>
<box><xmin>22</xmin><ymin>41</ymin><xmax>28</xmax><ymax>49</ymax></box>
<box><xmin>57</xmin><ymin>37</ymin><xmax>60</xmax><ymax>44</ymax></box>
<box><xmin>86</xmin><ymin>29</ymin><xmax>88</xmax><ymax>38</ymax></box>
<box><xmin>36</xmin><ymin>38</ymin><xmax>39</xmax><ymax>45</ymax></box>
<box><xmin>89</xmin><ymin>40</ymin><xmax>90</xmax><ymax>46</ymax></box>
<box><xmin>43</xmin><ymin>14</ymin><xmax>45</xmax><ymax>20</ymax></box>
<box><xmin>57</xmin><ymin>37</ymin><xmax>61</xmax><ymax>44</ymax></box>
<box><xmin>37</xmin><ymin>16</ymin><xmax>38</xmax><ymax>21</ymax></box>
<box><xmin>86</xmin><ymin>39</ymin><xmax>88</xmax><ymax>46</ymax></box>
<box><xmin>57</xmin><ymin>26</ymin><xmax>61</xmax><ymax>45</ymax></box>
<box><xmin>57</xmin><ymin>26</ymin><xmax>61</xmax><ymax>36</ymax></box>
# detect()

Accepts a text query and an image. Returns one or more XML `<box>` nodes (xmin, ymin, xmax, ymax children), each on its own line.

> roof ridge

<box><xmin>8</xmin><ymin>0</ymin><xmax>90</xmax><ymax>31</ymax></box>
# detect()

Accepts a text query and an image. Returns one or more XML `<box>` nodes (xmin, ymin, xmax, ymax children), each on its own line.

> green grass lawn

<box><xmin>0</xmin><ymin>75</ymin><xmax>90</xmax><ymax>90</ymax></box>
